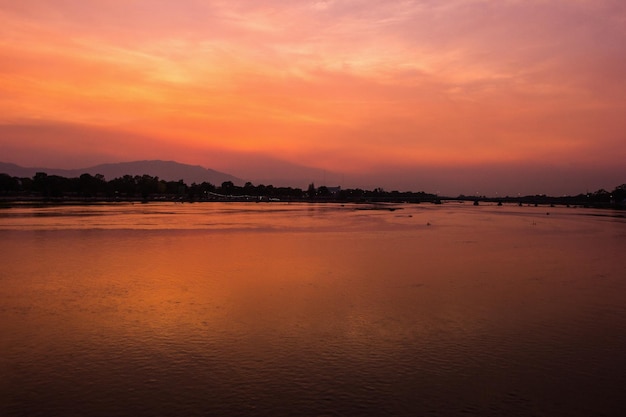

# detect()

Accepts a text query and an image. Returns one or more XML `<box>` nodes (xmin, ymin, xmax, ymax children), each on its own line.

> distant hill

<box><xmin>0</xmin><ymin>160</ymin><xmax>243</xmax><ymax>186</ymax></box>
<box><xmin>0</xmin><ymin>162</ymin><xmax>34</xmax><ymax>179</ymax></box>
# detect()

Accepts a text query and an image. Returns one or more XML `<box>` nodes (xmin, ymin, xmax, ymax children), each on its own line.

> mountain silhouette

<box><xmin>0</xmin><ymin>160</ymin><xmax>242</xmax><ymax>185</ymax></box>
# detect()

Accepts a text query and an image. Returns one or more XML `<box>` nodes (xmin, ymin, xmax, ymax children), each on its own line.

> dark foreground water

<box><xmin>1</xmin><ymin>202</ymin><xmax>625</xmax><ymax>416</ymax></box>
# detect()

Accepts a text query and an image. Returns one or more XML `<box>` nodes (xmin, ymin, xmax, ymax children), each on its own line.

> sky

<box><xmin>1</xmin><ymin>0</ymin><xmax>625</xmax><ymax>195</ymax></box>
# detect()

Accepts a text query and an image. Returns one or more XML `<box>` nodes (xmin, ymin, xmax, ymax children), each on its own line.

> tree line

<box><xmin>0</xmin><ymin>171</ymin><xmax>624</xmax><ymax>208</ymax></box>
<box><xmin>0</xmin><ymin>172</ymin><xmax>437</xmax><ymax>202</ymax></box>
<box><xmin>0</xmin><ymin>172</ymin><xmax>292</xmax><ymax>201</ymax></box>
<box><xmin>459</xmin><ymin>186</ymin><xmax>626</xmax><ymax>209</ymax></box>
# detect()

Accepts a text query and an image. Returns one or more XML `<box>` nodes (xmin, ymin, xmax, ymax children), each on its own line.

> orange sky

<box><xmin>1</xmin><ymin>0</ymin><xmax>625</xmax><ymax>195</ymax></box>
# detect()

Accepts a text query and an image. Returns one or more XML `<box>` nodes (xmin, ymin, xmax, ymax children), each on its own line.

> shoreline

<box><xmin>1</xmin><ymin>195</ymin><xmax>623</xmax><ymax>211</ymax></box>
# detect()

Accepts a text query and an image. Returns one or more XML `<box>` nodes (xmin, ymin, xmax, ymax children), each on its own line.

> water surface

<box><xmin>1</xmin><ymin>202</ymin><xmax>625</xmax><ymax>416</ymax></box>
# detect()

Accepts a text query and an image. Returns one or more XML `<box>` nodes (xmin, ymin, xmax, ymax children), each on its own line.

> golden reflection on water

<box><xmin>1</xmin><ymin>203</ymin><xmax>626</xmax><ymax>416</ymax></box>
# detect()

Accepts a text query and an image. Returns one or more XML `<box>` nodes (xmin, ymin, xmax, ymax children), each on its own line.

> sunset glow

<box><xmin>1</xmin><ymin>0</ymin><xmax>624</xmax><ymax>194</ymax></box>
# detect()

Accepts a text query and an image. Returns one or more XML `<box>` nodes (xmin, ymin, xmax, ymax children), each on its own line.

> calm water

<box><xmin>1</xmin><ymin>202</ymin><xmax>625</xmax><ymax>416</ymax></box>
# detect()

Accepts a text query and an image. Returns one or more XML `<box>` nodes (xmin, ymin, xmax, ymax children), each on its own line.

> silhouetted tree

<box><xmin>0</xmin><ymin>173</ymin><xmax>19</xmax><ymax>194</ymax></box>
<box><xmin>78</xmin><ymin>173</ymin><xmax>106</xmax><ymax>197</ymax></box>
<box><xmin>32</xmin><ymin>172</ymin><xmax>72</xmax><ymax>197</ymax></box>
<box><xmin>612</xmin><ymin>184</ymin><xmax>626</xmax><ymax>207</ymax></box>
<box><xmin>220</xmin><ymin>181</ymin><xmax>235</xmax><ymax>194</ymax></box>
<box><xmin>317</xmin><ymin>186</ymin><xmax>330</xmax><ymax>197</ymax></box>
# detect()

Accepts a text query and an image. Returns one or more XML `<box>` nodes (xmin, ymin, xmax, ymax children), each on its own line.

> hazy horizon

<box><xmin>2</xmin><ymin>156</ymin><xmax>623</xmax><ymax>197</ymax></box>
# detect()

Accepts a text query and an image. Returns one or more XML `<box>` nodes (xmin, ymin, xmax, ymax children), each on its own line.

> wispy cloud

<box><xmin>0</xmin><ymin>0</ymin><xmax>624</xmax><ymax>192</ymax></box>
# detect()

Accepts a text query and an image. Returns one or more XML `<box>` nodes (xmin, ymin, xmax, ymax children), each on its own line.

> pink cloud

<box><xmin>0</xmin><ymin>0</ymin><xmax>624</xmax><ymax>194</ymax></box>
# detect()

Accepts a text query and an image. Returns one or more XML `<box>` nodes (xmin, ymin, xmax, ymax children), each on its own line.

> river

<box><xmin>1</xmin><ymin>202</ymin><xmax>625</xmax><ymax>416</ymax></box>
